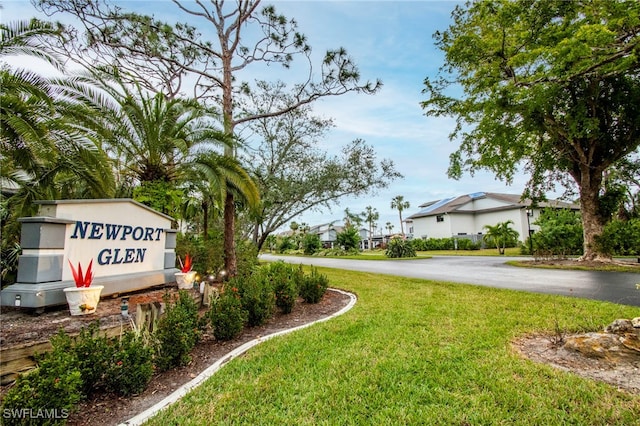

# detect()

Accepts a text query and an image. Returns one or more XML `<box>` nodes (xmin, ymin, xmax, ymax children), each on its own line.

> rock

<box><xmin>621</xmin><ymin>334</ymin><xmax>640</xmax><ymax>353</ymax></box>
<box><xmin>564</xmin><ymin>332</ymin><xmax>640</xmax><ymax>363</ymax></box>
<box><xmin>564</xmin><ymin>333</ymin><xmax>619</xmax><ymax>359</ymax></box>
<box><xmin>605</xmin><ymin>319</ymin><xmax>634</xmax><ymax>333</ymax></box>
<box><xmin>632</xmin><ymin>317</ymin><xmax>640</xmax><ymax>328</ymax></box>
<box><xmin>564</xmin><ymin>318</ymin><xmax>640</xmax><ymax>364</ymax></box>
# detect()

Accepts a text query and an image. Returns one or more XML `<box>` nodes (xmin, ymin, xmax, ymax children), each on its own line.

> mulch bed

<box><xmin>0</xmin><ymin>287</ymin><xmax>353</xmax><ymax>426</ymax></box>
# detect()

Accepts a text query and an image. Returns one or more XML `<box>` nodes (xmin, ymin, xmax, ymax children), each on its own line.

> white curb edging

<box><xmin>120</xmin><ymin>288</ymin><xmax>357</xmax><ymax>426</ymax></box>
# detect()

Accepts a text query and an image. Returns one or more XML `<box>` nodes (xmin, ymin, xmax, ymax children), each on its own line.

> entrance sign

<box><xmin>0</xmin><ymin>199</ymin><xmax>178</xmax><ymax>310</ymax></box>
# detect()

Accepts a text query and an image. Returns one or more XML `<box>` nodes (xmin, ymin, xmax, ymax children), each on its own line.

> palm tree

<box><xmin>361</xmin><ymin>205</ymin><xmax>379</xmax><ymax>250</ymax></box>
<box><xmin>56</xmin><ymin>69</ymin><xmax>260</xmax><ymax>244</ymax></box>
<box><xmin>390</xmin><ymin>195</ymin><xmax>410</xmax><ymax>235</ymax></box>
<box><xmin>190</xmin><ymin>151</ymin><xmax>260</xmax><ymax>240</ymax></box>
<box><xmin>483</xmin><ymin>220</ymin><xmax>519</xmax><ymax>255</ymax></box>
<box><xmin>343</xmin><ymin>207</ymin><xmax>363</xmax><ymax>228</ymax></box>
<box><xmin>1</xmin><ymin>19</ymin><xmax>114</xmax><ymax>284</ymax></box>
<box><xmin>57</xmin><ymin>70</ymin><xmax>217</xmax><ymax>190</ymax></box>
<box><xmin>290</xmin><ymin>222</ymin><xmax>300</xmax><ymax>234</ymax></box>
<box><xmin>385</xmin><ymin>221</ymin><xmax>394</xmax><ymax>234</ymax></box>
<box><xmin>1</xmin><ymin>21</ymin><xmax>115</xmax><ymax>216</ymax></box>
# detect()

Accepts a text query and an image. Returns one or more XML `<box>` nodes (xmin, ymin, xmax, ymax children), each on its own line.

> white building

<box><xmin>406</xmin><ymin>192</ymin><xmax>579</xmax><ymax>243</ymax></box>
<box><xmin>308</xmin><ymin>222</ymin><xmax>370</xmax><ymax>250</ymax></box>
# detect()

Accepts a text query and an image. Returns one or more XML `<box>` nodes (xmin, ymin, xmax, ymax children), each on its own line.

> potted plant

<box><xmin>63</xmin><ymin>259</ymin><xmax>104</xmax><ymax>315</ymax></box>
<box><xmin>175</xmin><ymin>254</ymin><xmax>197</xmax><ymax>290</ymax></box>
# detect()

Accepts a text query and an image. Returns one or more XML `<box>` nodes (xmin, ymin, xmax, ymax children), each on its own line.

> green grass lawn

<box><xmin>418</xmin><ymin>247</ymin><xmax>523</xmax><ymax>257</ymax></box>
<box><xmin>319</xmin><ymin>252</ymin><xmax>428</xmax><ymax>260</ymax></box>
<box><xmin>270</xmin><ymin>249</ymin><xmax>640</xmax><ymax>273</ymax></box>
<box><xmin>279</xmin><ymin>247</ymin><xmax>520</xmax><ymax>260</ymax></box>
<box><xmin>507</xmin><ymin>259</ymin><xmax>640</xmax><ymax>273</ymax></box>
<box><xmin>147</xmin><ymin>268</ymin><xmax>639</xmax><ymax>425</ymax></box>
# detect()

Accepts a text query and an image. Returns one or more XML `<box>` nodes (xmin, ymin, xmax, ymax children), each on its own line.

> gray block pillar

<box><xmin>1</xmin><ymin>217</ymin><xmax>73</xmax><ymax>309</ymax></box>
<box><xmin>164</xmin><ymin>229</ymin><xmax>177</xmax><ymax>269</ymax></box>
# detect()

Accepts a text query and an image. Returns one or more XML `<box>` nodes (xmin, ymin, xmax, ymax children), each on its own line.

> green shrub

<box><xmin>70</xmin><ymin>322</ymin><xmax>154</xmax><ymax>397</ymax></box>
<box><xmin>235</xmin><ymin>239</ymin><xmax>259</xmax><ymax>278</ymax></box>
<box><xmin>454</xmin><ymin>238</ymin><xmax>481</xmax><ymax>250</ymax></box>
<box><xmin>103</xmin><ymin>331</ymin><xmax>154</xmax><ymax>396</ymax></box>
<box><xmin>1</xmin><ymin>330</ymin><xmax>82</xmax><ymax>426</ymax></box>
<box><xmin>236</xmin><ymin>273</ymin><xmax>275</xmax><ymax>327</ymax></box>
<box><xmin>133</xmin><ymin>181</ymin><xmax>185</xmax><ymax>221</ymax></box>
<box><xmin>208</xmin><ymin>286</ymin><xmax>248</xmax><ymax>341</ymax></box>
<box><xmin>176</xmin><ymin>232</ymin><xmax>258</xmax><ymax>279</ymax></box>
<box><xmin>299</xmin><ymin>267</ymin><xmax>329</xmax><ymax>303</ymax></box>
<box><xmin>277</xmin><ymin>235</ymin><xmax>297</xmax><ymax>253</ymax></box>
<box><xmin>411</xmin><ymin>237</ymin><xmax>455</xmax><ymax>251</ymax></box>
<box><xmin>264</xmin><ymin>261</ymin><xmax>297</xmax><ymax>286</ymax></box>
<box><xmin>292</xmin><ymin>264</ymin><xmax>306</xmax><ymax>292</ymax></box>
<box><xmin>176</xmin><ymin>232</ymin><xmax>224</xmax><ymax>279</ymax></box>
<box><xmin>531</xmin><ymin>209</ymin><xmax>583</xmax><ymax>258</ymax></box>
<box><xmin>410</xmin><ymin>238</ymin><xmax>425</xmax><ymax>251</ymax></box>
<box><xmin>153</xmin><ymin>291</ymin><xmax>201</xmax><ymax>371</ymax></box>
<box><xmin>314</xmin><ymin>247</ymin><xmax>360</xmax><ymax>256</ymax></box>
<box><xmin>336</xmin><ymin>225</ymin><xmax>361</xmax><ymax>251</ymax></box>
<box><xmin>266</xmin><ymin>262</ymin><xmax>299</xmax><ymax>314</ymax></box>
<box><xmin>274</xmin><ymin>276</ymin><xmax>297</xmax><ymax>314</ymax></box>
<box><xmin>302</xmin><ymin>233</ymin><xmax>322</xmax><ymax>255</ymax></box>
<box><xmin>596</xmin><ymin>218</ymin><xmax>640</xmax><ymax>256</ymax></box>
<box><xmin>386</xmin><ymin>237</ymin><xmax>417</xmax><ymax>258</ymax></box>
<box><xmin>72</xmin><ymin>322</ymin><xmax>114</xmax><ymax>397</ymax></box>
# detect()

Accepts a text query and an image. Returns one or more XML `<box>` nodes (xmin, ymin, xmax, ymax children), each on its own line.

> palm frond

<box><xmin>0</xmin><ymin>19</ymin><xmax>65</xmax><ymax>71</ymax></box>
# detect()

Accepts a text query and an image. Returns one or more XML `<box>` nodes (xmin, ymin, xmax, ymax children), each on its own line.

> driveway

<box><xmin>260</xmin><ymin>254</ymin><xmax>640</xmax><ymax>307</ymax></box>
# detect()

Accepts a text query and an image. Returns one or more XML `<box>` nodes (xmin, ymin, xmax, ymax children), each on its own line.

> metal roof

<box><xmin>413</xmin><ymin>196</ymin><xmax>456</xmax><ymax>216</ymax></box>
<box><xmin>408</xmin><ymin>192</ymin><xmax>579</xmax><ymax>219</ymax></box>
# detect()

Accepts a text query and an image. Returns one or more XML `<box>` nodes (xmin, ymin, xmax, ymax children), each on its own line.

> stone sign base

<box><xmin>0</xmin><ymin>199</ymin><xmax>179</xmax><ymax>311</ymax></box>
<box><xmin>1</xmin><ymin>269</ymin><xmax>179</xmax><ymax>310</ymax></box>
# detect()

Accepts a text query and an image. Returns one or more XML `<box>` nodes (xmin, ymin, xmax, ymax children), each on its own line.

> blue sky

<box><xmin>3</xmin><ymin>1</ymin><xmax>561</xmax><ymax>233</ymax></box>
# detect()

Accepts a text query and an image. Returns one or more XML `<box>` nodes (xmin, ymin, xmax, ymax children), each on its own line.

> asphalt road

<box><xmin>260</xmin><ymin>254</ymin><xmax>640</xmax><ymax>307</ymax></box>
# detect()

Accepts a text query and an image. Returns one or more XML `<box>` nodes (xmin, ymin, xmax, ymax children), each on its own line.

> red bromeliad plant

<box><xmin>68</xmin><ymin>259</ymin><xmax>94</xmax><ymax>288</ymax></box>
<box><xmin>178</xmin><ymin>254</ymin><xmax>192</xmax><ymax>273</ymax></box>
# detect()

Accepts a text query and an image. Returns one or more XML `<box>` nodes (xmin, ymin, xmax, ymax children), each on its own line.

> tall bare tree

<box><xmin>38</xmin><ymin>0</ymin><xmax>382</xmax><ymax>275</ymax></box>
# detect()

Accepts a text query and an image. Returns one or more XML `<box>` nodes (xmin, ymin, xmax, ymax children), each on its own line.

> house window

<box><xmin>436</xmin><ymin>215</ymin><xmax>444</xmax><ymax>223</ymax></box>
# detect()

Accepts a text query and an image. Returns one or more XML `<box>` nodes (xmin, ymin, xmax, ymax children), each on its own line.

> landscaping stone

<box><xmin>563</xmin><ymin>318</ymin><xmax>640</xmax><ymax>364</ymax></box>
<box><xmin>605</xmin><ymin>319</ymin><xmax>635</xmax><ymax>334</ymax></box>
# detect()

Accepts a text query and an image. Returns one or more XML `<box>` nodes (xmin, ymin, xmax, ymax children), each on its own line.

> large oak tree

<box><xmin>422</xmin><ymin>0</ymin><xmax>640</xmax><ymax>260</ymax></box>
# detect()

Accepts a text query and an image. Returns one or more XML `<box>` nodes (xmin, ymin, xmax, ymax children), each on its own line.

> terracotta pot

<box><xmin>175</xmin><ymin>271</ymin><xmax>197</xmax><ymax>290</ymax></box>
<box><xmin>63</xmin><ymin>285</ymin><xmax>104</xmax><ymax>316</ymax></box>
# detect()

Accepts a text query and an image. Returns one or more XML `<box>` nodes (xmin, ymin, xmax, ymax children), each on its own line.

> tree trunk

<box><xmin>202</xmin><ymin>200</ymin><xmax>209</xmax><ymax>240</ymax></box>
<box><xmin>223</xmin><ymin>192</ymin><xmax>236</xmax><ymax>277</ymax></box>
<box><xmin>222</xmin><ymin>49</ymin><xmax>236</xmax><ymax>277</ymax></box>
<box><xmin>256</xmin><ymin>230</ymin><xmax>268</xmax><ymax>252</ymax></box>
<box><xmin>575</xmin><ymin>166</ymin><xmax>610</xmax><ymax>261</ymax></box>
<box><xmin>252</xmin><ymin>222</ymin><xmax>261</xmax><ymax>249</ymax></box>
